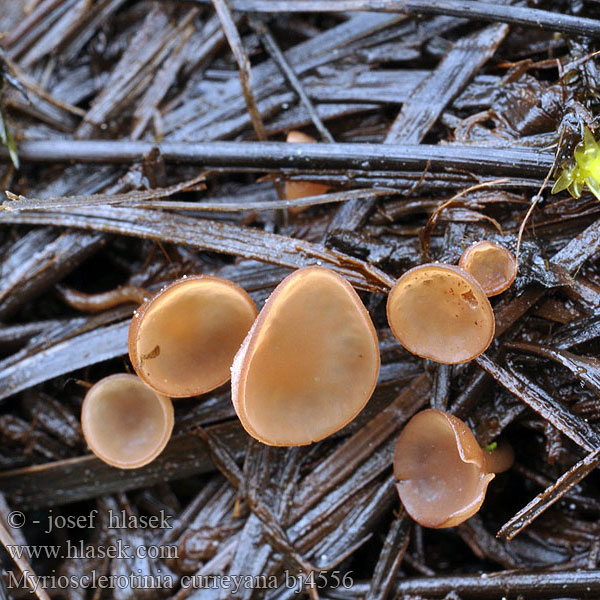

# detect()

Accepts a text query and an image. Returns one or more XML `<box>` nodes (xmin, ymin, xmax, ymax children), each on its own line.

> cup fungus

<box><xmin>231</xmin><ymin>266</ymin><xmax>380</xmax><ymax>446</ymax></box>
<box><xmin>128</xmin><ymin>275</ymin><xmax>257</xmax><ymax>398</ymax></box>
<box><xmin>386</xmin><ymin>263</ymin><xmax>495</xmax><ymax>364</ymax></box>
<box><xmin>458</xmin><ymin>241</ymin><xmax>517</xmax><ymax>297</ymax></box>
<box><xmin>284</xmin><ymin>131</ymin><xmax>330</xmax><ymax>201</ymax></box>
<box><xmin>394</xmin><ymin>409</ymin><xmax>514</xmax><ymax>528</ymax></box>
<box><xmin>81</xmin><ymin>374</ymin><xmax>174</xmax><ymax>469</ymax></box>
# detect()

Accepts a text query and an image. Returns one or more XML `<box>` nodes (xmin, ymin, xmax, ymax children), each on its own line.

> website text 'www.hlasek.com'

<box><xmin>5</xmin><ymin>539</ymin><xmax>179</xmax><ymax>561</ymax></box>
<box><xmin>4</xmin><ymin>508</ymin><xmax>354</xmax><ymax>594</ymax></box>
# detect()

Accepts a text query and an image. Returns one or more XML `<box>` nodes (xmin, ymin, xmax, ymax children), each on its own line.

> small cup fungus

<box><xmin>128</xmin><ymin>275</ymin><xmax>257</xmax><ymax>397</ymax></box>
<box><xmin>386</xmin><ymin>263</ymin><xmax>495</xmax><ymax>364</ymax></box>
<box><xmin>458</xmin><ymin>241</ymin><xmax>517</xmax><ymax>297</ymax></box>
<box><xmin>231</xmin><ymin>266</ymin><xmax>380</xmax><ymax>446</ymax></box>
<box><xmin>284</xmin><ymin>131</ymin><xmax>330</xmax><ymax>201</ymax></box>
<box><xmin>81</xmin><ymin>374</ymin><xmax>174</xmax><ymax>469</ymax></box>
<box><xmin>394</xmin><ymin>409</ymin><xmax>514</xmax><ymax>528</ymax></box>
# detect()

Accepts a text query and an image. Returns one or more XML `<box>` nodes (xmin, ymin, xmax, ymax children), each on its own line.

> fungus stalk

<box><xmin>57</xmin><ymin>284</ymin><xmax>148</xmax><ymax>312</ymax></box>
<box><xmin>483</xmin><ymin>442</ymin><xmax>515</xmax><ymax>475</ymax></box>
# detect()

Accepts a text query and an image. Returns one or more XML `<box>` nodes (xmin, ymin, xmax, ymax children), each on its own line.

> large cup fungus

<box><xmin>386</xmin><ymin>263</ymin><xmax>495</xmax><ymax>364</ymax></box>
<box><xmin>394</xmin><ymin>409</ymin><xmax>513</xmax><ymax>528</ymax></box>
<box><xmin>128</xmin><ymin>275</ymin><xmax>257</xmax><ymax>398</ymax></box>
<box><xmin>231</xmin><ymin>266</ymin><xmax>380</xmax><ymax>446</ymax></box>
<box><xmin>458</xmin><ymin>241</ymin><xmax>517</xmax><ymax>297</ymax></box>
<box><xmin>81</xmin><ymin>374</ymin><xmax>174</xmax><ymax>469</ymax></box>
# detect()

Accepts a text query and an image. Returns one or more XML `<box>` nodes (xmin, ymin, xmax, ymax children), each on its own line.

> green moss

<box><xmin>552</xmin><ymin>126</ymin><xmax>600</xmax><ymax>201</ymax></box>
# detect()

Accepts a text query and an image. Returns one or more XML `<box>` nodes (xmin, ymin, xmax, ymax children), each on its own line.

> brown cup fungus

<box><xmin>81</xmin><ymin>374</ymin><xmax>174</xmax><ymax>469</ymax></box>
<box><xmin>231</xmin><ymin>266</ymin><xmax>380</xmax><ymax>446</ymax></box>
<box><xmin>394</xmin><ymin>409</ymin><xmax>514</xmax><ymax>528</ymax></box>
<box><xmin>458</xmin><ymin>241</ymin><xmax>517</xmax><ymax>297</ymax></box>
<box><xmin>284</xmin><ymin>131</ymin><xmax>330</xmax><ymax>201</ymax></box>
<box><xmin>386</xmin><ymin>263</ymin><xmax>495</xmax><ymax>364</ymax></box>
<box><xmin>129</xmin><ymin>275</ymin><xmax>257</xmax><ymax>398</ymax></box>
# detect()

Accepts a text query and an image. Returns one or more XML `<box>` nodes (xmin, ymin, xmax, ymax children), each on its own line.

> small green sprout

<box><xmin>0</xmin><ymin>51</ymin><xmax>21</xmax><ymax>170</ymax></box>
<box><xmin>552</xmin><ymin>126</ymin><xmax>600</xmax><ymax>201</ymax></box>
<box><xmin>0</xmin><ymin>103</ymin><xmax>18</xmax><ymax>170</ymax></box>
<box><xmin>484</xmin><ymin>441</ymin><xmax>498</xmax><ymax>452</ymax></box>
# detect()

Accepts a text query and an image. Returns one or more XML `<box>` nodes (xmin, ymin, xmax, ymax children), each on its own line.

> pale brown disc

<box><xmin>231</xmin><ymin>266</ymin><xmax>380</xmax><ymax>446</ymax></box>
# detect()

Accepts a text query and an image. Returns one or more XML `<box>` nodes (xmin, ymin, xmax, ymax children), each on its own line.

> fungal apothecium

<box><xmin>82</xmin><ymin>374</ymin><xmax>174</xmax><ymax>469</ymax></box>
<box><xmin>231</xmin><ymin>266</ymin><xmax>380</xmax><ymax>446</ymax></box>
<box><xmin>85</xmin><ymin>251</ymin><xmax>507</xmax><ymax>477</ymax></box>
<box><xmin>394</xmin><ymin>409</ymin><xmax>514</xmax><ymax>528</ymax></box>
<box><xmin>128</xmin><ymin>275</ymin><xmax>257</xmax><ymax>398</ymax></box>
<box><xmin>284</xmin><ymin>131</ymin><xmax>330</xmax><ymax>202</ymax></box>
<box><xmin>386</xmin><ymin>263</ymin><xmax>495</xmax><ymax>364</ymax></box>
<box><xmin>458</xmin><ymin>240</ymin><xmax>517</xmax><ymax>297</ymax></box>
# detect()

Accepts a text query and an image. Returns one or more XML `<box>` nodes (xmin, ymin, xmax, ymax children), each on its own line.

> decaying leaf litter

<box><xmin>0</xmin><ymin>0</ymin><xmax>600</xmax><ymax>598</ymax></box>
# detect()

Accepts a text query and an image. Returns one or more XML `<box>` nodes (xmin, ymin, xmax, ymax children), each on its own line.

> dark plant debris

<box><xmin>0</xmin><ymin>1</ymin><xmax>600</xmax><ymax>599</ymax></box>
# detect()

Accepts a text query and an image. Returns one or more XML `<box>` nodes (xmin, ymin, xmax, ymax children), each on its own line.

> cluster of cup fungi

<box><xmin>80</xmin><ymin>134</ymin><xmax>520</xmax><ymax>530</ymax></box>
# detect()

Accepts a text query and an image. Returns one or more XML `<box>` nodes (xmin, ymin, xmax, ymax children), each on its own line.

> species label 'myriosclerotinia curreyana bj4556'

<box><xmin>231</xmin><ymin>266</ymin><xmax>380</xmax><ymax>446</ymax></box>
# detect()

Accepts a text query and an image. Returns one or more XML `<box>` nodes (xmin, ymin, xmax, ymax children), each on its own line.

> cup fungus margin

<box><xmin>81</xmin><ymin>373</ymin><xmax>174</xmax><ymax>470</ymax></box>
<box><xmin>458</xmin><ymin>240</ymin><xmax>517</xmax><ymax>297</ymax></box>
<box><xmin>231</xmin><ymin>265</ymin><xmax>380</xmax><ymax>447</ymax></box>
<box><xmin>128</xmin><ymin>274</ymin><xmax>258</xmax><ymax>398</ymax></box>
<box><xmin>393</xmin><ymin>408</ymin><xmax>513</xmax><ymax>528</ymax></box>
<box><xmin>386</xmin><ymin>263</ymin><xmax>495</xmax><ymax>364</ymax></box>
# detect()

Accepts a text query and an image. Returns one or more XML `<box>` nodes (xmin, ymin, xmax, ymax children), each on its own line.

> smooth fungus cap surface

<box><xmin>458</xmin><ymin>241</ymin><xmax>517</xmax><ymax>296</ymax></box>
<box><xmin>129</xmin><ymin>276</ymin><xmax>257</xmax><ymax>397</ymax></box>
<box><xmin>386</xmin><ymin>263</ymin><xmax>494</xmax><ymax>364</ymax></box>
<box><xmin>394</xmin><ymin>409</ymin><xmax>494</xmax><ymax>528</ymax></box>
<box><xmin>82</xmin><ymin>374</ymin><xmax>174</xmax><ymax>469</ymax></box>
<box><xmin>231</xmin><ymin>266</ymin><xmax>380</xmax><ymax>446</ymax></box>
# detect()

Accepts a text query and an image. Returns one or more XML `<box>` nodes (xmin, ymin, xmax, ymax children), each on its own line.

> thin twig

<box><xmin>0</xmin><ymin>48</ymin><xmax>84</xmax><ymax>117</ymax></box>
<box><xmin>515</xmin><ymin>131</ymin><xmax>562</xmax><ymax>260</ymax></box>
<box><xmin>332</xmin><ymin>570</ymin><xmax>600</xmax><ymax>598</ymax></box>
<box><xmin>0</xmin><ymin>519</ymin><xmax>51</xmax><ymax>600</ymax></box>
<box><xmin>3</xmin><ymin>172</ymin><xmax>207</xmax><ymax>211</ymax></box>
<box><xmin>419</xmin><ymin>178</ymin><xmax>508</xmax><ymax>257</ymax></box>
<box><xmin>0</xmin><ymin>140</ymin><xmax>555</xmax><ymax>178</ymax></box>
<box><xmin>189</xmin><ymin>0</ymin><xmax>600</xmax><ymax>38</ymax></box>
<box><xmin>250</xmin><ymin>18</ymin><xmax>334</xmax><ymax>143</ymax></box>
<box><xmin>212</xmin><ymin>0</ymin><xmax>267</xmax><ymax>141</ymax></box>
<box><xmin>475</xmin><ymin>354</ymin><xmax>600</xmax><ymax>452</ymax></box>
<box><xmin>117</xmin><ymin>188</ymin><xmax>394</xmax><ymax>212</ymax></box>
<box><xmin>497</xmin><ymin>446</ymin><xmax>600</xmax><ymax>541</ymax></box>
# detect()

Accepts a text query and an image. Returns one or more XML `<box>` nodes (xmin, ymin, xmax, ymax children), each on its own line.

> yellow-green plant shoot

<box><xmin>552</xmin><ymin>126</ymin><xmax>600</xmax><ymax>201</ymax></box>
